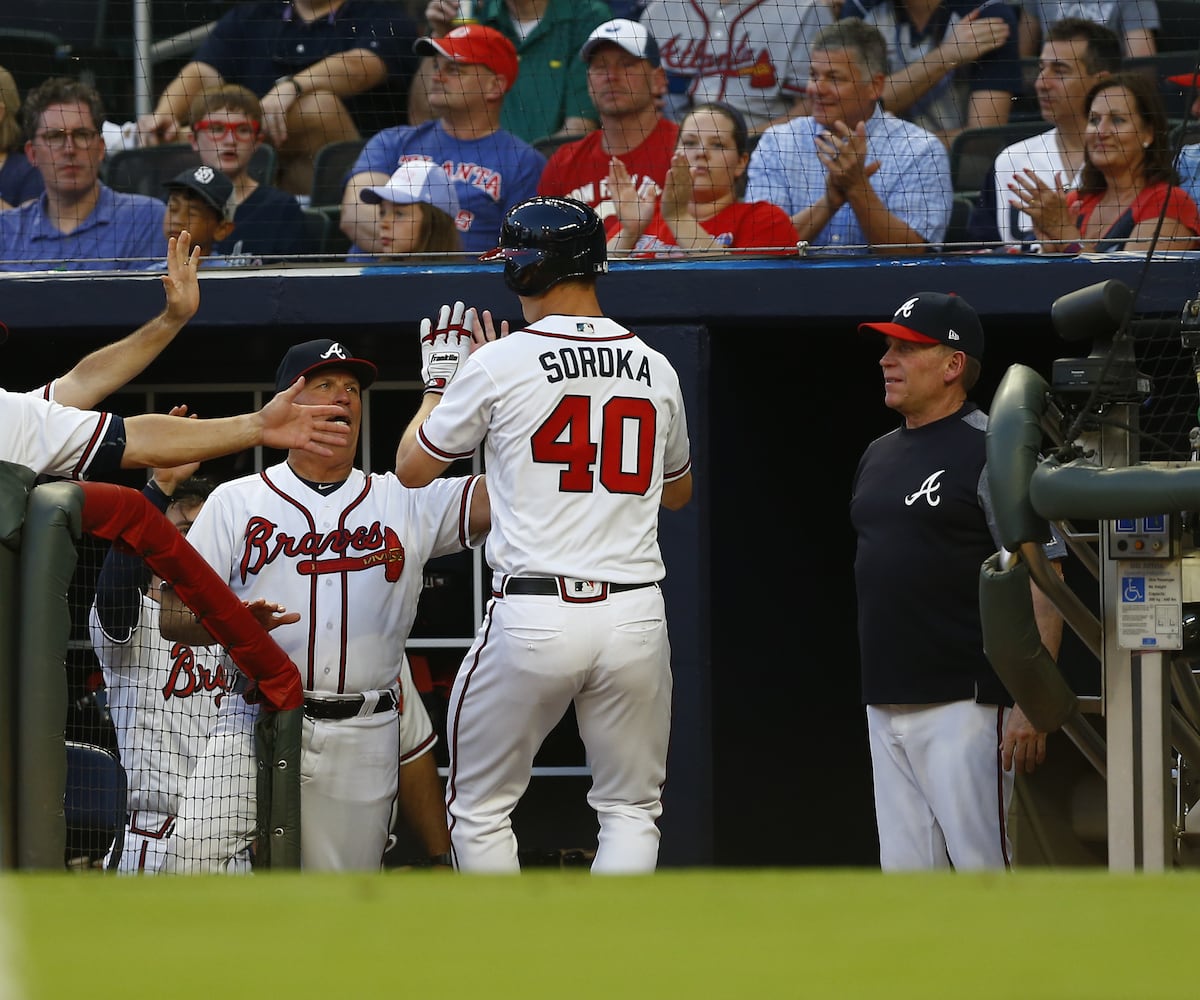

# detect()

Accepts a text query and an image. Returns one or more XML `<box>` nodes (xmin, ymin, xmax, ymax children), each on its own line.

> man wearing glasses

<box><xmin>0</xmin><ymin>77</ymin><xmax>166</xmax><ymax>272</ymax></box>
<box><xmin>187</xmin><ymin>85</ymin><xmax>309</xmax><ymax>262</ymax></box>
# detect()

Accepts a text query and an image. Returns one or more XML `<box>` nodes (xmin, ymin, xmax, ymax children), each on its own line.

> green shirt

<box><xmin>479</xmin><ymin>0</ymin><xmax>610</xmax><ymax>143</ymax></box>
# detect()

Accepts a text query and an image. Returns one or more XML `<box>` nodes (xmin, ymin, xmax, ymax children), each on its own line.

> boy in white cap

<box><xmin>356</xmin><ymin>160</ymin><xmax>462</xmax><ymax>258</ymax></box>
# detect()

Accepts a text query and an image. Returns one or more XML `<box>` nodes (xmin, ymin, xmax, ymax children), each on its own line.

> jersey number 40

<box><xmin>532</xmin><ymin>394</ymin><xmax>657</xmax><ymax>496</ymax></box>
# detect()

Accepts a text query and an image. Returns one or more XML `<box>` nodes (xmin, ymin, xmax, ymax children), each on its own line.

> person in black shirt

<box><xmin>850</xmin><ymin>290</ymin><xmax>1065</xmax><ymax>871</ymax></box>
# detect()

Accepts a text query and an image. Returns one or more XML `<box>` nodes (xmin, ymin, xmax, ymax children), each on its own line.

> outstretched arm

<box><xmin>121</xmin><ymin>377</ymin><xmax>351</xmax><ymax>469</ymax></box>
<box><xmin>52</xmin><ymin>234</ymin><xmax>201</xmax><ymax>409</ymax></box>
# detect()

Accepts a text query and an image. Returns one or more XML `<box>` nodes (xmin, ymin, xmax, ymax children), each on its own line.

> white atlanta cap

<box><xmin>361</xmin><ymin>160</ymin><xmax>460</xmax><ymax>218</ymax></box>
<box><xmin>580</xmin><ymin>18</ymin><xmax>661</xmax><ymax>67</ymax></box>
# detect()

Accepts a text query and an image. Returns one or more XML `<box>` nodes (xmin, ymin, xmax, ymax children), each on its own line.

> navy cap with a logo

<box><xmin>274</xmin><ymin>339</ymin><xmax>378</xmax><ymax>393</ymax></box>
<box><xmin>858</xmin><ymin>291</ymin><xmax>984</xmax><ymax>360</ymax></box>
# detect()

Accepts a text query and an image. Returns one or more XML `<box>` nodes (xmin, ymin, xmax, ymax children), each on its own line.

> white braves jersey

<box><xmin>89</xmin><ymin>595</ymin><xmax>231</xmax><ymax>815</ymax></box>
<box><xmin>642</xmin><ymin>0</ymin><xmax>834</xmax><ymax>126</ymax></box>
<box><xmin>991</xmin><ymin>127</ymin><xmax>1076</xmax><ymax>246</ymax></box>
<box><xmin>1</xmin><ymin>386</ymin><xmax>115</xmax><ymax>479</ymax></box>
<box><xmin>184</xmin><ymin>461</ymin><xmax>482</xmax><ymax>695</ymax></box>
<box><xmin>417</xmin><ymin>315</ymin><xmax>692</xmax><ymax>585</ymax></box>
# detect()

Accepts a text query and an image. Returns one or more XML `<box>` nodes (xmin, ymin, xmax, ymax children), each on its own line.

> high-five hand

<box><xmin>420</xmin><ymin>300</ymin><xmax>476</xmax><ymax>394</ymax></box>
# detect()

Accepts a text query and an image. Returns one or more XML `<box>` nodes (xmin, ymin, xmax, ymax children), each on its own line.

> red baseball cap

<box><xmin>414</xmin><ymin>25</ymin><xmax>520</xmax><ymax>93</ymax></box>
<box><xmin>1168</xmin><ymin>70</ymin><xmax>1200</xmax><ymax>88</ymax></box>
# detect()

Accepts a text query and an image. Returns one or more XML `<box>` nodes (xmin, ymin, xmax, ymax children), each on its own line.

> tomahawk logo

<box><xmin>896</xmin><ymin>296</ymin><xmax>920</xmax><ymax>318</ymax></box>
<box><xmin>320</xmin><ymin>343</ymin><xmax>349</xmax><ymax>361</ymax></box>
<box><xmin>905</xmin><ymin>470</ymin><xmax>945</xmax><ymax>507</ymax></box>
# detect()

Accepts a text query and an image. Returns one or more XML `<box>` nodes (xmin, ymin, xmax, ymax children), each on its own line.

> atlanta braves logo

<box><xmin>319</xmin><ymin>342</ymin><xmax>350</xmax><ymax>361</ymax></box>
<box><xmin>238</xmin><ymin>517</ymin><xmax>404</xmax><ymax>582</ymax></box>
<box><xmin>896</xmin><ymin>296</ymin><xmax>920</xmax><ymax>319</ymax></box>
<box><xmin>162</xmin><ymin>644</ymin><xmax>232</xmax><ymax>708</ymax></box>
<box><xmin>905</xmin><ymin>471</ymin><xmax>945</xmax><ymax>507</ymax></box>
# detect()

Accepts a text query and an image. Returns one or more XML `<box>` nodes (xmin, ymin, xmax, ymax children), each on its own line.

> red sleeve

<box><xmin>1135</xmin><ymin>184</ymin><xmax>1200</xmax><ymax>236</ymax></box>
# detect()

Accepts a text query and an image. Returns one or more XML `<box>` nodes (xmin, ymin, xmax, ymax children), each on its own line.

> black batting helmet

<box><xmin>479</xmin><ymin>196</ymin><xmax>608</xmax><ymax>296</ymax></box>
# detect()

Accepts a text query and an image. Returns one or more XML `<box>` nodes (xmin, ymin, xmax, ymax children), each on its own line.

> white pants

<box><xmin>867</xmin><ymin>701</ymin><xmax>1013</xmax><ymax>872</ymax></box>
<box><xmin>111</xmin><ymin>810</ymin><xmax>175</xmax><ymax>873</ymax></box>
<box><xmin>446</xmin><ymin>585</ymin><xmax>672</xmax><ymax>874</ymax></box>
<box><xmin>162</xmin><ymin>694</ymin><xmax>399</xmax><ymax>872</ymax></box>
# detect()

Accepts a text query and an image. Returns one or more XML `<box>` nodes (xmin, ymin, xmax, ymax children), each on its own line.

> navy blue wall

<box><xmin>3</xmin><ymin>254</ymin><xmax>1194</xmax><ymax>865</ymax></box>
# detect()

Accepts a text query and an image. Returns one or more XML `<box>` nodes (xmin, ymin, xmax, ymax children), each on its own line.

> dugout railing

<box><xmin>0</xmin><ymin>468</ymin><xmax>302</xmax><ymax>871</ymax></box>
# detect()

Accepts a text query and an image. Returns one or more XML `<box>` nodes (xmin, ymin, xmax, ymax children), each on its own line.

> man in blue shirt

<box><xmin>340</xmin><ymin>23</ymin><xmax>545</xmax><ymax>255</ymax></box>
<box><xmin>0</xmin><ymin>78</ymin><xmax>164</xmax><ymax>272</ymax></box>
<box><xmin>745</xmin><ymin>19</ymin><xmax>950</xmax><ymax>255</ymax></box>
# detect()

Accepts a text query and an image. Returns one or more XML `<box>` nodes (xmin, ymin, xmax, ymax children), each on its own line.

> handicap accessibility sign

<box><xmin>1116</xmin><ymin>561</ymin><xmax>1181</xmax><ymax>649</ymax></box>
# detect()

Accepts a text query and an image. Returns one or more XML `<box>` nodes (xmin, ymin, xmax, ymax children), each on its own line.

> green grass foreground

<box><xmin>2</xmin><ymin>869</ymin><xmax>1196</xmax><ymax>998</ymax></box>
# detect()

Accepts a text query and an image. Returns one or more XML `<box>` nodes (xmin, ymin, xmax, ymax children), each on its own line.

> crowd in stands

<box><xmin>3</xmin><ymin>0</ymin><xmax>1200</xmax><ymax>269</ymax></box>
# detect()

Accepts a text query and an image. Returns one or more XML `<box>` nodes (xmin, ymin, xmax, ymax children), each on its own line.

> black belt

<box><xmin>503</xmin><ymin>576</ymin><xmax>654</xmax><ymax>597</ymax></box>
<box><xmin>303</xmin><ymin>689</ymin><xmax>397</xmax><ymax>721</ymax></box>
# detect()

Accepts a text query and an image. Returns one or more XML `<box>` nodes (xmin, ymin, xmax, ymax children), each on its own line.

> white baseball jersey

<box><xmin>1</xmin><ymin>387</ymin><xmax>117</xmax><ymax>479</ymax></box>
<box><xmin>417</xmin><ymin>315</ymin><xmax>692</xmax><ymax>586</ymax></box>
<box><xmin>89</xmin><ymin>595</ymin><xmax>231</xmax><ymax>872</ymax></box>
<box><xmin>641</xmin><ymin>0</ymin><xmax>834</xmax><ymax>127</ymax></box>
<box><xmin>417</xmin><ymin>313</ymin><xmax>691</xmax><ymax>873</ymax></box>
<box><xmin>991</xmin><ymin>127</ymin><xmax>1077</xmax><ymax>247</ymax></box>
<box><xmin>175</xmin><ymin>460</ymin><xmax>477</xmax><ymax>870</ymax></box>
<box><xmin>186</xmin><ymin>462</ymin><xmax>482</xmax><ymax>694</ymax></box>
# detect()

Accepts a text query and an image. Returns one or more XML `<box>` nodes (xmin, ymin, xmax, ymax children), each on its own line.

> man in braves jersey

<box><xmin>1</xmin><ymin>232</ymin><xmax>350</xmax><ymax>480</ymax></box>
<box><xmin>340</xmin><ymin>23</ymin><xmax>544</xmax><ymax>256</ymax></box>
<box><xmin>640</xmin><ymin>0</ymin><xmax>835</xmax><ymax>134</ymax></box>
<box><xmin>89</xmin><ymin>450</ymin><xmax>230</xmax><ymax>873</ymax></box>
<box><xmin>537</xmin><ymin>19</ymin><xmax>679</xmax><ymax>239</ymax></box>
<box><xmin>396</xmin><ymin>197</ymin><xmax>693</xmax><ymax>873</ymax></box>
<box><xmin>161</xmin><ymin>338</ymin><xmax>489</xmax><ymax>871</ymax></box>
<box><xmin>850</xmin><ymin>291</ymin><xmax>1066</xmax><ymax>870</ymax></box>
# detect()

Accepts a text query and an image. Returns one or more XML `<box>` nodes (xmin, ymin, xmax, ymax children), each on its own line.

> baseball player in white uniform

<box><xmin>161</xmin><ymin>338</ymin><xmax>489</xmax><ymax>871</ymax></box>
<box><xmin>0</xmin><ymin>232</ymin><xmax>350</xmax><ymax>478</ymax></box>
<box><xmin>641</xmin><ymin>0</ymin><xmax>834</xmax><ymax>131</ymax></box>
<box><xmin>89</xmin><ymin>456</ymin><xmax>231</xmax><ymax>872</ymax></box>
<box><xmin>396</xmin><ymin>196</ymin><xmax>694</xmax><ymax>874</ymax></box>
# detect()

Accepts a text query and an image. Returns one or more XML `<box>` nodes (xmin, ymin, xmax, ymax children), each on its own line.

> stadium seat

<box><xmin>949</xmin><ymin>121</ymin><xmax>1052</xmax><ymax>196</ymax></box>
<box><xmin>310</xmin><ymin>139</ymin><xmax>365</xmax><ymax>208</ymax></box>
<box><xmin>64</xmin><ymin>740</ymin><xmax>126</xmax><ymax>871</ymax></box>
<box><xmin>1154</xmin><ymin>0</ymin><xmax>1200</xmax><ymax>54</ymax></box>
<box><xmin>104</xmin><ymin>143</ymin><xmax>277</xmax><ymax>200</ymax></box>
<box><xmin>0</xmin><ymin>28</ymin><xmax>75</xmax><ymax>99</ymax></box>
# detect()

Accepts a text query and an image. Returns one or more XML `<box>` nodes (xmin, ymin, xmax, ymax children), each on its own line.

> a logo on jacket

<box><xmin>905</xmin><ymin>470</ymin><xmax>945</xmax><ymax>507</ymax></box>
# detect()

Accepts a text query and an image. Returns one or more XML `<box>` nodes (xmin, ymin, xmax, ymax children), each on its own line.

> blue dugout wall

<box><xmin>2</xmin><ymin>252</ymin><xmax>1196</xmax><ymax>866</ymax></box>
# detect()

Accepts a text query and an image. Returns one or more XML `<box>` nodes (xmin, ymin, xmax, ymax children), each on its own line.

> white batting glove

<box><xmin>419</xmin><ymin>300</ymin><xmax>475</xmax><ymax>394</ymax></box>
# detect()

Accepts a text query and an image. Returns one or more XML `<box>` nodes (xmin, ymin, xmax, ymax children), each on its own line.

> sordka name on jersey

<box><xmin>539</xmin><ymin>345</ymin><xmax>653</xmax><ymax>385</ymax></box>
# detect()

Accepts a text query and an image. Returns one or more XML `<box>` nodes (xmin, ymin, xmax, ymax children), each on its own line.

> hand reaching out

<box><xmin>152</xmin><ymin>405</ymin><xmax>201</xmax><ymax>492</ymax></box>
<box><xmin>161</xmin><ymin>231</ymin><xmax>201</xmax><ymax>326</ymax></box>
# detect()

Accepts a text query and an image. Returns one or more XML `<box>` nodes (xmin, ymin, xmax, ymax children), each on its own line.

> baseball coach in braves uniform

<box><xmin>162</xmin><ymin>338</ymin><xmax>489</xmax><ymax>871</ymax></box>
<box><xmin>396</xmin><ymin>196</ymin><xmax>693</xmax><ymax>873</ymax></box>
<box><xmin>850</xmin><ymin>291</ymin><xmax>1066</xmax><ymax>871</ymax></box>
